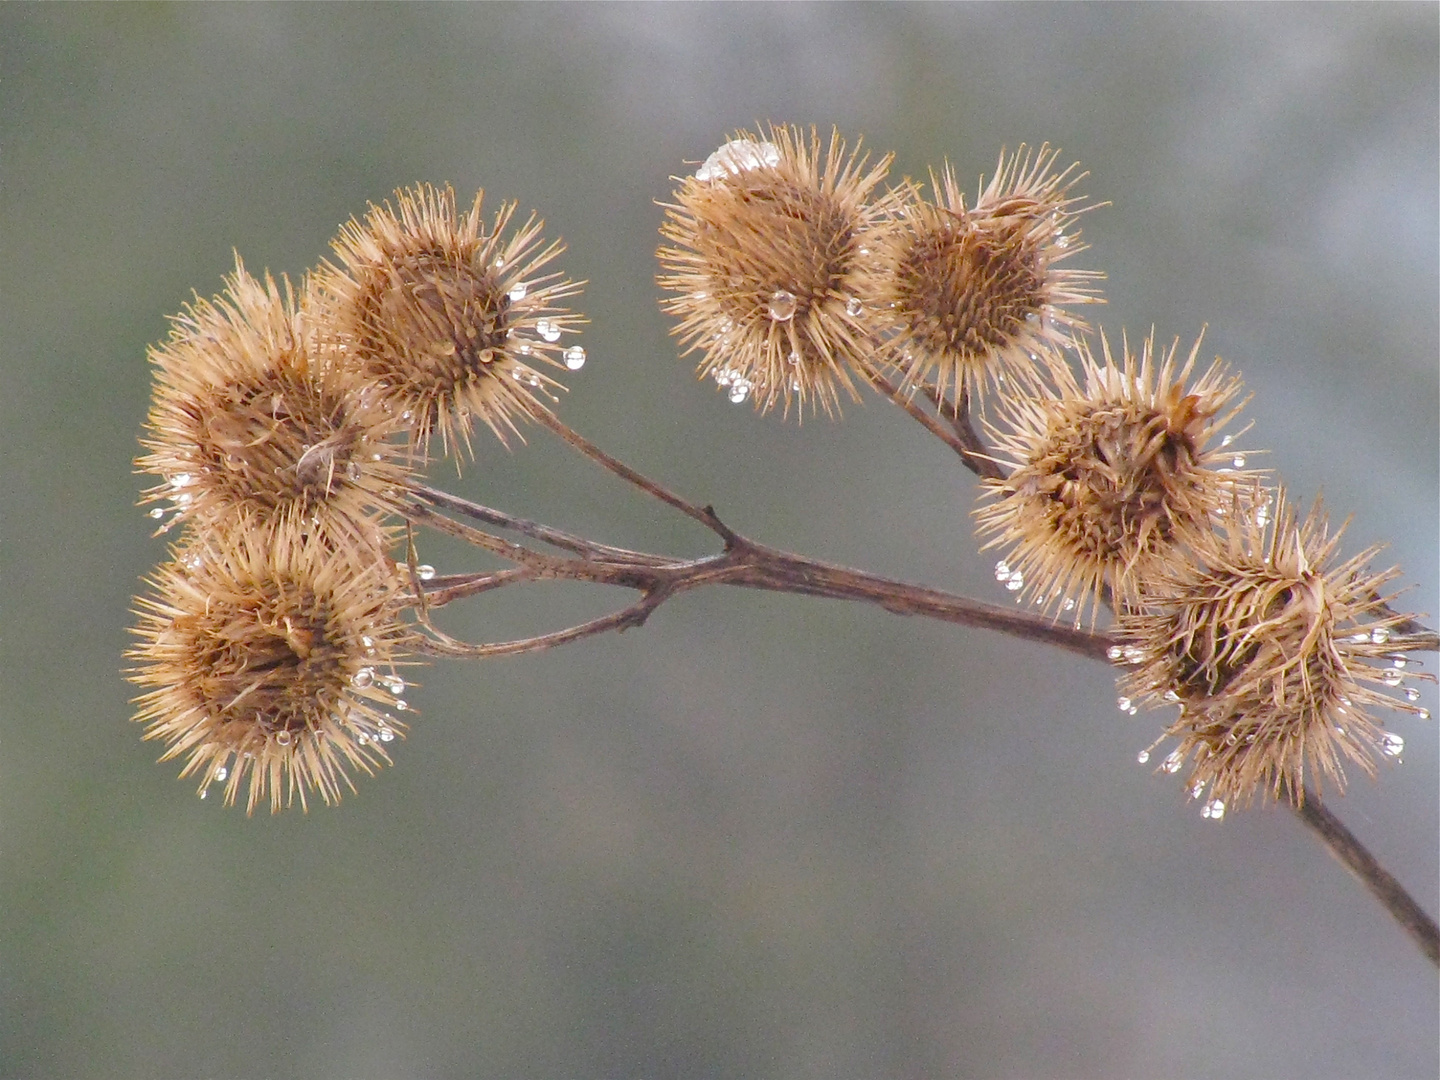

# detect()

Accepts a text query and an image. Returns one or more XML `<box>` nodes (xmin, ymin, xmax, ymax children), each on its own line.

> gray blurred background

<box><xmin>2</xmin><ymin>4</ymin><xmax>1436</xmax><ymax>1078</ymax></box>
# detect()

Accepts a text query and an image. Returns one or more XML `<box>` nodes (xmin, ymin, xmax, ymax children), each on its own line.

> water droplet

<box><xmin>564</xmin><ymin>345</ymin><xmax>586</xmax><ymax>370</ymax></box>
<box><xmin>1201</xmin><ymin>799</ymin><xmax>1226</xmax><ymax>821</ymax></box>
<box><xmin>695</xmin><ymin>139</ymin><xmax>780</xmax><ymax>181</ymax></box>
<box><xmin>378</xmin><ymin>727</ymin><xmax>395</xmax><ymax>743</ymax></box>
<box><xmin>1381</xmin><ymin>732</ymin><xmax>1405</xmax><ymax>756</ymax></box>
<box><xmin>845</xmin><ymin>297</ymin><xmax>863</xmax><ymax>317</ymax></box>
<box><xmin>416</xmin><ymin>565</ymin><xmax>435</xmax><ymax>581</ymax></box>
<box><xmin>382</xmin><ymin>674</ymin><xmax>405</xmax><ymax>694</ymax></box>
<box><xmin>1391</xmin><ymin>657</ymin><xmax>1408</xmax><ymax>669</ymax></box>
<box><xmin>1163</xmin><ymin>690</ymin><xmax>1180</xmax><ymax>703</ymax></box>
<box><xmin>1371</xmin><ymin>628</ymin><xmax>1391</xmax><ymax>645</ymax></box>
<box><xmin>767</xmin><ymin>290</ymin><xmax>798</xmax><ymax>322</ymax></box>
<box><xmin>275</xmin><ymin>730</ymin><xmax>293</xmax><ymax>746</ymax></box>
<box><xmin>1161</xmin><ymin>750</ymin><xmax>1183</xmax><ymax>774</ymax></box>
<box><xmin>1025</xmin><ymin>311</ymin><xmax>1040</xmax><ymax>324</ymax></box>
<box><xmin>199</xmin><ymin>789</ymin><xmax>208</xmax><ymax>800</ymax></box>
<box><xmin>787</xmin><ymin>351</ymin><xmax>800</xmax><ymax>366</ymax></box>
<box><xmin>1351</xmin><ymin>633</ymin><xmax>1370</xmax><ymax>643</ymax></box>
<box><xmin>1123</xmin><ymin>646</ymin><xmax>1145</xmax><ymax>665</ymax></box>
<box><xmin>1418</xmin><ymin>708</ymin><xmax>1431</xmax><ymax>720</ymax></box>
<box><xmin>148</xmin><ymin>507</ymin><xmax>166</xmax><ymax>519</ymax></box>
<box><xmin>1221</xmin><ymin>434</ymin><xmax>1234</xmax><ymax>447</ymax></box>
<box><xmin>170</xmin><ymin>473</ymin><xmax>193</xmax><ymax>489</ymax></box>
<box><xmin>714</xmin><ymin>368</ymin><xmax>733</xmax><ymax>387</ymax></box>
<box><xmin>1054</xmin><ymin>233</ymin><xmax>1069</xmax><ymax>249</ymax></box>
<box><xmin>995</xmin><ymin>561</ymin><xmax>1012</xmax><ymax>582</ymax></box>
<box><xmin>1117</xmin><ymin>696</ymin><xmax>1133</xmax><ymax>713</ymax></box>
<box><xmin>536</xmin><ymin>318</ymin><xmax>562</xmax><ymax>343</ymax></box>
<box><xmin>1404</xmin><ymin>687</ymin><xmax>1421</xmax><ymax>702</ymax></box>
<box><xmin>492</xmin><ymin>255</ymin><xmax>505</xmax><ymax>270</ymax></box>
<box><xmin>507</xmin><ymin>282</ymin><xmax>527</xmax><ymax>302</ymax></box>
<box><xmin>728</xmin><ymin>381</ymin><xmax>750</xmax><ymax>404</ymax></box>
<box><xmin>1136</xmin><ymin>749</ymin><xmax>1151</xmax><ymax>764</ymax></box>
<box><xmin>1189</xmin><ymin>781</ymin><xmax>1205</xmax><ymax>799</ymax></box>
<box><xmin>1232</xmin><ymin>455</ymin><xmax>1246</xmax><ymax>468</ymax></box>
<box><xmin>394</xmin><ymin>700</ymin><xmax>409</xmax><ymax>712</ymax></box>
<box><xmin>1107</xmin><ymin>645</ymin><xmax>1124</xmax><ymax>661</ymax></box>
<box><xmin>352</xmin><ymin>667</ymin><xmax>374</xmax><ymax>689</ymax></box>
<box><xmin>1005</xmin><ymin>574</ymin><xmax>1024</xmax><ymax>592</ymax></box>
<box><xmin>1382</xmin><ymin>668</ymin><xmax>1404</xmax><ymax>687</ymax></box>
<box><xmin>790</xmin><ymin>378</ymin><xmax>801</xmax><ymax>392</ymax></box>
<box><xmin>214</xmin><ymin>766</ymin><xmax>228</xmax><ymax>782</ymax></box>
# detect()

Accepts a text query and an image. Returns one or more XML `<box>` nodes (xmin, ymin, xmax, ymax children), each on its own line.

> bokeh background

<box><xmin>2</xmin><ymin>4</ymin><xmax>1436</xmax><ymax>1078</ymax></box>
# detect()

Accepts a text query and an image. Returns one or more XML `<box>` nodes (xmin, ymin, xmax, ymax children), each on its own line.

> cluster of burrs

<box><xmin>129</xmin><ymin>126</ymin><xmax>1431</xmax><ymax>819</ymax></box>
<box><xmin>130</xmin><ymin>185</ymin><xmax>586</xmax><ymax>812</ymax></box>
<box><xmin>657</xmin><ymin>124</ymin><xmax>1432</xmax><ymax>815</ymax></box>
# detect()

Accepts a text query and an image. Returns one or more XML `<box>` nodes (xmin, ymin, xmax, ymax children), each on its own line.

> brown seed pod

<box><xmin>657</xmin><ymin>125</ymin><xmax>908</xmax><ymax>416</ymax></box>
<box><xmin>974</xmin><ymin>331</ymin><xmax>1258</xmax><ymax>623</ymax></box>
<box><xmin>314</xmin><ymin>183</ymin><xmax>585</xmax><ymax>459</ymax></box>
<box><xmin>874</xmin><ymin>148</ymin><xmax>1103</xmax><ymax>403</ymax></box>
<box><xmin>1118</xmin><ymin>490</ymin><xmax>1431</xmax><ymax>810</ymax></box>
<box><xmin>127</xmin><ymin>521</ymin><xmax>418</xmax><ymax>813</ymax></box>
<box><xmin>136</xmin><ymin>260</ymin><xmax>409</xmax><ymax>548</ymax></box>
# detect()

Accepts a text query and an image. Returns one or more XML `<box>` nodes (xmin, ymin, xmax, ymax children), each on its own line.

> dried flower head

<box><xmin>974</xmin><ymin>332</ymin><xmax>1256</xmax><ymax>623</ymax></box>
<box><xmin>315</xmin><ymin>183</ymin><xmax>585</xmax><ymax>459</ymax></box>
<box><xmin>137</xmin><ymin>260</ymin><xmax>409</xmax><ymax>546</ymax></box>
<box><xmin>657</xmin><ymin>125</ymin><xmax>907</xmax><ymax>415</ymax></box>
<box><xmin>1119</xmin><ymin>491</ymin><xmax>1430</xmax><ymax>809</ymax></box>
<box><xmin>128</xmin><ymin>522</ymin><xmax>418</xmax><ymax>813</ymax></box>
<box><xmin>874</xmin><ymin>148</ymin><xmax>1103</xmax><ymax>402</ymax></box>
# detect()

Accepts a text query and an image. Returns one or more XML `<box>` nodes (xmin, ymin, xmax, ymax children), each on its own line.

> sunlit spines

<box><xmin>873</xmin><ymin>147</ymin><xmax>1103</xmax><ymax>404</ymax></box>
<box><xmin>974</xmin><ymin>331</ymin><xmax>1258</xmax><ymax>624</ymax></box>
<box><xmin>136</xmin><ymin>260</ymin><xmax>411</xmax><ymax>549</ymax></box>
<box><xmin>314</xmin><ymin>183</ymin><xmax>586</xmax><ymax>460</ymax></box>
<box><xmin>127</xmin><ymin>521</ymin><xmax>419</xmax><ymax>814</ymax></box>
<box><xmin>657</xmin><ymin>124</ymin><xmax>909</xmax><ymax>416</ymax></box>
<box><xmin>1118</xmin><ymin>491</ymin><xmax>1431</xmax><ymax>808</ymax></box>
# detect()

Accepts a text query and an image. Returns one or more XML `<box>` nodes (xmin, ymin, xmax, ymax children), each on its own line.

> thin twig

<box><xmin>863</xmin><ymin>368</ymin><xmax>985</xmax><ymax>469</ymax></box>
<box><xmin>1291</xmin><ymin>785</ymin><xmax>1440</xmax><ymax>967</ymax></box>
<box><xmin>922</xmin><ymin>383</ymin><xmax>1008</xmax><ymax>481</ymax></box>
<box><xmin>415</xmin><ymin>589</ymin><xmax>673</xmax><ymax>658</ymax></box>
<box><xmin>412</xmin><ymin>483</ymin><xmax>668</xmax><ymax>565</ymax></box>
<box><xmin>531</xmin><ymin>408</ymin><xmax>733</xmax><ymax>538</ymax></box>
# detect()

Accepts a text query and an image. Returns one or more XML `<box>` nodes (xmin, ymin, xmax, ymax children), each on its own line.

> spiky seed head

<box><xmin>874</xmin><ymin>147</ymin><xmax>1103</xmax><ymax>403</ymax></box>
<box><xmin>1119</xmin><ymin>491</ymin><xmax>1430</xmax><ymax>808</ymax></box>
<box><xmin>657</xmin><ymin>125</ymin><xmax>908</xmax><ymax>416</ymax></box>
<box><xmin>127</xmin><ymin>522</ymin><xmax>418</xmax><ymax>813</ymax></box>
<box><xmin>314</xmin><ymin>183</ymin><xmax>585</xmax><ymax>460</ymax></box>
<box><xmin>974</xmin><ymin>331</ymin><xmax>1257</xmax><ymax>623</ymax></box>
<box><xmin>137</xmin><ymin>260</ymin><xmax>409</xmax><ymax>548</ymax></box>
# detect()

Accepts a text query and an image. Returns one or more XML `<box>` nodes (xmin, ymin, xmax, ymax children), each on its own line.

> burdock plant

<box><xmin>128</xmin><ymin>130</ymin><xmax>1438</xmax><ymax>970</ymax></box>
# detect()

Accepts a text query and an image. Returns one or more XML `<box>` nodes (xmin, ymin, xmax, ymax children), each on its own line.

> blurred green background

<box><xmin>2</xmin><ymin>4</ymin><xmax>1436</xmax><ymax>1078</ymax></box>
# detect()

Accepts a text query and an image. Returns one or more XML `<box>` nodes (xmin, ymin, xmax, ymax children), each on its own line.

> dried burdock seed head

<box><xmin>314</xmin><ymin>183</ymin><xmax>585</xmax><ymax>460</ymax></box>
<box><xmin>975</xmin><ymin>331</ymin><xmax>1257</xmax><ymax>623</ymax></box>
<box><xmin>657</xmin><ymin>124</ymin><xmax>908</xmax><ymax>416</ymax></box>
<box><xmin>127</xmin><ymin>522</ymin><xmax>418</xmax><ymax>813</ymax></box>
<box><xmin>874</xmin><ymin>147</ymin><xmax>1103</xmax><ymax>402</ymax></box>
<box><xmin>137</xmin><ymin>259</ymin><xmax>410</xmax><ymax>546</ymax></box>
<box><xmin>1119</xmin><ymin>490</ymin><xmax>1431</xmax><ymax>809</ymax></box>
